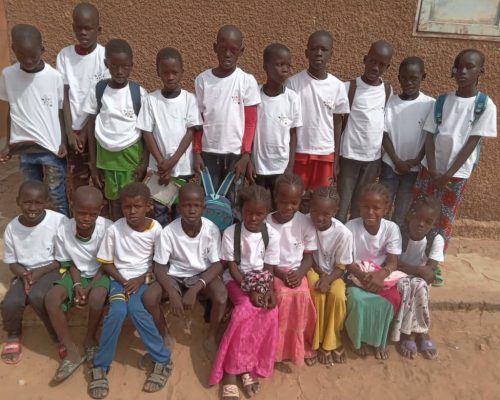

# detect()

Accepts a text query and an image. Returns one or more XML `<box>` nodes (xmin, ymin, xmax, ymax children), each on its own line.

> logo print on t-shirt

<box><xmin>278</xmin><ymin>115</ymin><xmax>292</xmax><ymax>126</ymax></box>
<box><xmin>41</xmin><ymin>95</ymin><xmax>53</xmax><ymax>107</ymax></box>
<box><xmin>94</xmin><ymin>72</ymin><xmax>107</xmax><ymax>82</ymax></box>
<box><xmin>123</xmin><ymin>108</ymin><xmax>135</xmax><ymax>119</ymax></box>
<box><xmin>231</xmin><ymin>94</ymin><xmax>241</xmax><ymax>105</ymax></box>
<box><xmin>293</xmin><ymin>240</ymin><xmax>304</xmax><ymax>251</ymax></box>
<box><xmin>323</xmin><ymin>99</ymin><xmax>335</xmax><ymax>111</ymax></box>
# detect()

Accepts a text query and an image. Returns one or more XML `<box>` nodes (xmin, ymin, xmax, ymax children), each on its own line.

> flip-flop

<box><xmin>398</xmin><ymin>339</ymin><xmax>417</xmax><ymax>359</ymax></box>
<box><xmin>58</xmin><ymin>344</ymin><xmax>68</xmax><ymax>360</ymax></box>
<box><xmin>317</xmin><ymin>348</ymin><xmax>333</xmax><ymax>365</ymax></box>
<box><xmin>332</xmin><ymin>347</ymin><xmax>347</xmax><ymax>364</ymax></box>
<box><xmin>1</xmin><ymin>340</ymin><xmax>22</xmax><ymax>365</ymax></box>
<box><xmin>51</xmin><ymin>356</ymin><xmax>87</xmax><ymax>384</ymax></box>
<box><xmin>419</xmin><ymin>339</ymin><xmax>438</xmax><ymax>359</ymax></box>
<box><xmin>222</xmin><ymin>384</ymin><xmax>240</xmax><ymax>400</ymax></box>
<box><xmin>241</xmin><ymin>373</ymin><xmax>259</xmax><ymax>397</ymax></box>
<box><xmin>304</xmin><ymin>355</ymin><xmax>318</xmax><ymax>366</ymax></box>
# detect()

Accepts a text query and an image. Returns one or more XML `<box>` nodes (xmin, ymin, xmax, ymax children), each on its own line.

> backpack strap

<box><xmin>341</xmin><ymin>79</ymin><xmax>357</xmax><ymax>132</ymax></box>
<box><xmin>234</xmin><ymin>222</ymin><xmax>242</xmax><ymax>265</ymax></box>
<box><xmin>473</xmin><ymin>92</ymin><xmax>488</xmax><ymax>124</ymax></box>
<box><xmin>128</xmin><ymin>81</ymin><xmax>142</xmax><ymax>116</ymax></box>
<box><xmin>383</xmin><ymin>82</ymin><xmax>391</xmax><ymax>107</ymax></box>
<box><xmin>200</xmin><ymin>167</ymin><xmax>216</xmax><ymax>196</ymax></box>
<box><xmin>261</xmin><ymin>223</ymin><xmax>269</xmax><ymax>249</ymax></box>
<box><xmin>216</xmin><ymin>172</ymin><xmax>235</xmax><ymax>197</ymax></box>
<box><xmin>434</xmin><ymin>94</ymin><xmax>447</xmax><ymax>134</ymax></box>
<box><xmin>424</xmin><ymin>229</ymin><xmax>438</xmax><ymax>258</ymax></box>
<box><xmin>95</xmin><ymin>79</ymin><xmax>111</xmax><ymax>114</ymax></box>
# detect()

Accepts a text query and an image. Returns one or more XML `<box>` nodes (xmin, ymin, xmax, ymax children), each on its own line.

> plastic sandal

<box><xmin>88</xmin><ymin>367</ymin><xmax>109</xmax><ymax>399</ymax></box>
<box><xmin>1</xmin><ymin>341</ymin><xmax>22</xmax><ymax>365</ymax></box>
<box><xmin>51</xmin><ymin>356</ymin><xmax>86</xmax><ymax>384</ymax></box>
<box><xmin>143</xmin><ymin>361</ymin><xmax>174</xmax><ymax>393</ymax></box>
<box><xmin>222</xmin><ymin>384</ymin><xmax>240</xmax><ymax>400</ymax></box>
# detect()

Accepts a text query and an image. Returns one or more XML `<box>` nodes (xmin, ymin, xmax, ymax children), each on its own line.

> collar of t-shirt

<box><xmin>75</xmin><ymin>44</ymin><xmax>97</xmax><ymax>56</ymax></box>
<box><xmin>20</xmin><ymin>61</ymin><xmax>45</xmax><ymax>74</ymax></box>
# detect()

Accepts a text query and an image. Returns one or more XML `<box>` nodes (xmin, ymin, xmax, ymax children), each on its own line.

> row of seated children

<box><xmin>2</xmin><ymin>175</ymin><xmax>444</xmax><ymax>400</ymax></box>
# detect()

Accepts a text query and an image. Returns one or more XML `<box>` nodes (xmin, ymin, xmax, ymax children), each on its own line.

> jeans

<box><xmin>19</xmin><ymin>152</ymin><xmax>69</xmax><ymax>216</ymax></box>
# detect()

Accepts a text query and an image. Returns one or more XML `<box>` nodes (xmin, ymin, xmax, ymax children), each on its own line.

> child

<box><xmin>344</xmin><ymin>183</ymin><xmax>402</xmax><ymax>360</ymax></box>
<box><xmin>0</xmin><ymin>24</ymin><xmax>69</xmax><ymax>216</ymax></box>
<box><xmin>246</xmin><ymin>43</ymin><xmax>301</xmax><ymax>195</ymax></box>
<box><xmin>337</xmin><ymin>40</ymin><xmax>394</xmax><ymax>222</ymax></box>
<box><xmin>414</xmin><ymin>49</ymin><xmax>497</xmax><ymax>252</ymax></box>
<box><xmin>266</xmin><ymin>173</ymin><xmax>317</xmax><ymax>366</ymax></box>
<box><xmin>287</xmin><ymin>31</ymin><xmax>349</xmax><ymax>192</ymax></box>
<box><xmin>194</xmin><ymin>25</ymin><xmax>260</xmax><ymax>192</ymax></box>
<box><xmin>1</xmin><ymin>181</ymin><xmax>67</xmax><ymax>364</ymax></box>
<box><xmin>391</xmin><ymin>195</ymin><xmax>443</xmax><ymax>360</ymax></box>
<box><xmin>381</xmin><ymin>57</ymin><xmax>435</xmax><ymax>227</ymax></box>
<box><xmin>137</xmin><ymin>47</ymin><xmax>201</xmax><ymax>226</ymax></box>
<box><xmin>210</xmin><ymin>185</ymin><xmax>280</xmax><ymax>399</ymax></box>
<box><xmin>45</xmin><ymin>186</ymin><xmax>112</xmax><ymax>383</ymax></box>
<box><xmin>57</xmin><ymin>3</ymin><xmax>109</xmax><ymax>201</ymax></box>
<box><xmin>144</xmin><ymin>183</ymin><xmax>227</xmax><ymax>356</ymax></box>
<box><xmin>307</xmin><ymin>186</ymin><xmax>353</xmax><ymax>364</ymax></box>
<box><xmin>84</xmin><ymin>38</ymin><xmax>148</xmax><ymax>221</ymax></box>
<box><xmin>88</xmin><ymin>183</ymin><xmax>172</xmax><ymax>399</ymax></box>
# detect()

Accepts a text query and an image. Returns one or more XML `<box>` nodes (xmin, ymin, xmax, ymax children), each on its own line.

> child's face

<box><xmin>122</xmin><ymin>195</ymin><xmax>149</xmax><ymax>229</ymax></box>
<box><xmin>72</xmin><ymin>12</ymin><xmax>100</xmax><ymax>49</ymax></box>
<box><xmin>72</xmin><ymin>199</ymin><xmax>102</xmax><ymax>234</ymax></box>
<box><xmin>309</xmin><ymin>197</ymin><xmax>337</xmax><ymax>231</ymax></box>
<box><xmin>453</xmin><ymin>51</ymin><xmax>484</xmax><ymax>89</ymax></box>
<box><xmin>157</xmin><ymin>58</ymin><xmax>183</xmax><ymax>92</ymax></box>
<box><xmin>275</xmin><ymin>184</ymin><xmax>302</xmax><ymax>222</ymax></box>
<box><xmin>264</xmin><ymin>49</ymin><xmax>291</xmax><ymax>86</ymax></box>
<box><xmin>213</xmin><ymin>34</ymin><xmax>243</xmax><ymax>72</ymax></box>
<box><xmin>363</xmin><ymin>49</ymin><xmax>391</xmax><ymax>84</ymax></box>
<box><xmin>359</xmin><ymin>192</ymin><xmax>388</xmax><ymax>229</ymax></box>
<box><xmin>12</xmin><ymin>40</ymin><xmax>44</xmax><ymax>72</ymax></box>
<box><xmin>17</xmin><ymin>188</ymin><xmax>47</xmax><ymax>224</ymax></box>
<box><xmin>408</xmin><ymin>206</ymin><xmax>439</xmax><ymax>241</ymax></box>
<box><xmin>398</xmin><ymin>63</ymin><xmax>425</xmax><ymax>98</ymax></box>
<box><xmin>106</xmin><ymin>52</ymin><xmax>133</xmax><ymax>86</ymax></box>
<box><xmin>306</xmin><ymin>35</ymin><xmax>332</xmax><ymax>72</ymax></box>
<box><xmin>241</xmin><ymin>200</ymin><xmax>268</xmax><ymax>232</ymax></box>
<box><xmin>178</xmin><ymin>191</ymin><xmax>204</xmax><ymax>226</ymax></box>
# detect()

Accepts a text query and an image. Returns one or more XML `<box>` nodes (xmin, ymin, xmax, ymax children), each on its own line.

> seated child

<box><xmin>144</xmin><ymin>183</ymin><xmax>227</xmax><ymax>357</ymax></box>
<box><xmin>88</xmin><ymin>183</ymin><xmax>172</xmax><ymax>399</ymax></box>
<box><xmin>307</xmin><ymin>186</ymin><xmax>353</xmax><ymax>364</ymax></box>
<box><xmin>137</xmin><ymin>47</ymin><xmax>201</xmax><ymax>226</ymax></box>
<box><xmin>345</xmin><ymin>183</ymin><xmax>402</xmax><ymax>360</ymax></box>
<box><xmin>45</xmin><ymin>186</ymin><xmax>112</xmax><ymax>383</ymax></box>
<box><xmin>0</xmin><ymin>24</ymin><xmax>69</xmax><ymax>216</ymax></box>
<box><xmin>381</xmin><ymin>56</ymin><xmax>435</xmax><ymax>227</ymax></box>
<box><xmin>266</xmin><ymin>173</ymin><xmax>317</xmax><ymax>366</ymax></box>
<box><xmin>84</xmin><ymin>38</ymin><xmax>148</xmax><ymax>221</ymax></box>
<box><xmin>210</xmin><ymin>185</ymin><xmax>280</xmax><ymax>399</ymax></box>
<box><xmin>391</xmin><ymin>195</ymin><xmax>443</xmax><ymax>360</ymax></box>
<box><xmin>1</xmin><ymin>181</ymin><xmax>67</xmax><ymax>364</ymax></box>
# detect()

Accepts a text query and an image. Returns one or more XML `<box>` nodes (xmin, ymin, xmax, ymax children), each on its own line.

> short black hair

<box><xmin>156</xmin><ymin>47</ymin><xmax>183</xmax><ymax>70</ymax></box>
<box><xmin>360</xmin><ymin>182</ymin><xmax>391</xmax><ymax>205</ymax></box>
<box><xmin>453</xmin><ymin>48</ymin><xmax>485</xmax><ymax>69</ymax></box>
<box><xmin>178</xmin><ymin>182</ymin><xmax>204</xmax><ymax>202</ymax></box>
<box><xmin>11</xmin><ymin>24</ymin><xmax>42</xmax><ymax>47</ymax></box>
<box><xmin>263</xmin><ymin>43</ymin><xmax>290</xmax><ymax>64</ymax></box>
<box><xmin>368</xmin><ymin>40</ymin><xmax>394</xmax><ymax>58</ymax></box>
<box><xmin>72</xmin><ymin>2</ymin><xmax>100</xmax><ymax>24</ymax></box>
<box><xmin>18</xmin><ymin>180</ymin><xmax>48</xmax><ymax>199</ymax></box>
<box><xmin>73</xmin><ymin>185</ymin><xmax>103</xmax><ymax>207</ymax></box>
<box><xmin>120</xmin><ymin>182</ymin><xmax>150</xmax><ymax>202</ymax></box>
<box><xmin>216</xmin><ymin>25</ymin><xmax>243</xmax><ymax>44</ymax></box>
<box><xmin>399</xmin><ymin>56</ymin><xmax>425</xmax><ymax>73</ymax></box>
<box><xmin>407</xmin><ymin>194</ymin><xmax>441</xmax><ymax>218</ymax></box>
<box><xmin>105</xmin><ymin>38</ymin><xmax>133</xmax><ymax>59</ymax></box>
<box><xmin>307</xmin><ymin>30</ymin><xmax>334</xmax><ymax>47</ymax></box>
<box><xmin>237</xmin><ymin>184</ymin><xmax>271</xmax><ymax>212</ymax></box>
<box><xmin>274</xmin><ymin>173</ymin><xmax>304</xmax><ymax>197</ymax></box>
<box><xmin>312</xmin><ymin>185</ymin><xmax>340</xmax><ymax>205</ymax></box>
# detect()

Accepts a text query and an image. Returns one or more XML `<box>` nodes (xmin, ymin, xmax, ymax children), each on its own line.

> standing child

<box><xmin>414</xmin><ymin>49</ymin><xmax>497</xmax><ymax>252</ymax></box>
<box><xmin>84</xmin><ymin>39</ymin><xmax>148</xmax><ymax>221</ymax></box>
<box><xmin>210</xmin><ymin>185</ymin><xmax>280</xmax><ymax>399</ymax></box>
<box><xmin>345</xmin><ymin>183</ymin><xmax>402</xmax><ymax>360</ymax></box>
<box><xmin>45</xmin><ymin>186</ymin><xmax>112</xmax><ymax>383</ymax></box>
<box><xmin>381</xmin><ymin>57</ymin><xmax>435</xmax><ymax>227</ymax></box>
<box><xmin>337</xmin><ymin>40</ymin><xmax>394</xmax><ymax>222</ymax></box>
<box><xmin>246</xmin><ymin>43</ymin><xmax>301</xmax><ymax>195</ymax></box>
<box><xmin>57</xmin><ymin>3</ymin><xmax>109</xmax><ymax>201</ymax></box>
<box><xmin>391</xmin><ymin>195</ymin><xmax>443</xmax><ymax>360</ymax></box>
<box><xmin>194</xmin><ymin>25</ymin><xmax>260</xmax><ymax>191</ymax></box>
<box><xmin>307</xmin><ymin>186</ymin><xmax>353</xmax><ymax>364</ymax></box>
<box><xmin>287</xmin><ymin>31</ymin><xmax>349</xmax><ymax>192</ymax></box>
<box><xmin>88</xmin><ymin>183</ymin><xmax>172</xmax><ymax>399</ymax></box>
<box><xmin>0</xmin><ymin>25</ymin><xmax>69</xmax><ymax>216</ymax></box>
<box><xmin>137</xmin><ymin>48</ymin><xmax>201</xmax><ymax>226</ymax></box>
<box><xmin>1</xmin><ymin>181</ymin><xmax>67</xmax><ymax>364</ymax></box>
<box><xmin>266</xmin><ymin>173</ymin><xmax>317</xmax><ymax>366</ymax></box>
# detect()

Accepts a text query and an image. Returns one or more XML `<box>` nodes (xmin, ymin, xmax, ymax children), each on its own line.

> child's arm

<box><xmin>263</xmin><ymin>262</ymin><xmax>277</xmax><ymax>309</ymax></box>
<box><xmin>9</xmin><ymin>263</ymin><xmax>28</xmax><ymax>278</ymax></box>
<box><xmin>153</xmin><ymin>262</ymin><xmax>185</xmax><ymax>316</ymax></box>
<box><xmin>227</xmin><ymin>261</ymin><xmax>244</xmax><ymax>285</ymax></box>
<box><xmin>315</xmin><ymin>266</ymin><xmax>344</xmax><ymax>294</ymax></box>
<box><xmin>62</xmin><ymin>85</ymin><xmax>82</xmax><ymax>153</ymax></box>
<box><xmin>346</xmin><ymin>262</ymin><xmax>367</xmax><ymax>282</ymax></box>
<box><xmin>101</xmin><ymin>262</ymin><xmax>127</xmax><ymax>285</ymax></box>
<box><xmin>234</xmin><ymin>105</ymin><xmax>258</xmax><ymax>180</ymax></box>
<box><xmin>398</xmin><ymin>258</ymin><xmax>437</xmax><ymax>284</ymax></box>
<box><xmin>87</xmin><ymin>115</ymin><xmax>103</xmax><ymax>189</ymax></box>
<box><xmin>364</xmin><ymin>253</ymin><xmax>398</xmax><ymax>292</ymax></box>
<box><xmin>333</xmin><ymin>114</ymin><xmax>343</xmax><ymax>178</ymax></box>
<box><xmin>408</xmin><ymin>143</ymin><xmax>426</xmax><ymax>168</ymax></box>
<box><xmin>69</xmin><ymin>264</ymin><xmax>88</xmax><ymax>305</ymax></box>
<box><xmin>159</xmin><ymin>127</ymin><xmax>196</xmax><ymax>182</ymax></box>
<box><xmin>182</xmin><ymin>261</ymin><xmax>224</xmax><ymax>310</ymax></box>
<box><xmin>142</xmin><ymin>130</ymin><xmax>163</xmax><ymax>172</ymax></box>
<box><xmin>134</xmin><ymin>140</ymin><xmax>149</xmax><ymax>182</ymax></box>
<box><xmin>382</xmin><ymin>132</ymin><xmax>410</xmax><ymax>174</ymax></box>
<box><xmin>424</xmin><ymin>131</ymin><xmax>438</xmax><ymax>178</ymax></box>
<box><xmin>286</xmin><ymin>127</ymin><xmax>297</xmax><ymax>174</ymax></box>
<box><xmin>286</xmin><ymin>252</ymin><xmax>313</xmax><ymax>288</ymax></box>
<box><xmin>58</xmin><ymin>106</ymin><xmax>67</xmax><ymax>159</ymax></box>
<box><xmin>0</xmin><ymin>101</ymin><xmax>11</xmax><ymax>162</ymax></box>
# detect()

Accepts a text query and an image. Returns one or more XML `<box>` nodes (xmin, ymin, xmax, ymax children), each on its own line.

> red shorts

<box><xmin>293</xmin><ymin>153</ymin><xmax>334</xmax><ymax>190</ymax></box>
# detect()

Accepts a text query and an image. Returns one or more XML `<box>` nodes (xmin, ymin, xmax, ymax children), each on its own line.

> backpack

<box><xmin>95</xmin><ymin>79</ymin><xmax>142</xmax><ymax>116</ymax></box>
<box><xmin>201</xmin><ymin>167</ymin><xmax>235</xmax><ymax>231</ymax></box>
<box><xmin>434</xmin><ymin>91</ymin><xmax>488</xmax><ymax>168</ymax></box>
<box><xmin>233</xmin><ymin>222</ymin><xmax>269</xmax><ymax>265</ymax></box>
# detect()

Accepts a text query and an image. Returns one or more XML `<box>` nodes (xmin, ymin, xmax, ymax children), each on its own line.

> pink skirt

<box><xmin>274</xmin><ymin>274</ymin><xmax>317</xmax><ymax>365</ymax></box>
<box><xmin>209</xmin><ymin>280</ymin><xmax>279</xmax><ymax>385</ymax></box>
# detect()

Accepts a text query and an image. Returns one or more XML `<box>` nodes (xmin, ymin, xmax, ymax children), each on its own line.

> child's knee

<box><xmin>88</xmin><ymin>287</ymin><xmax>108</xmax><ymax>310</ymax></box>
<box><xmin>44</xmin><ymin>286</ymin><xmax>66</xmax><ymax>311</ymax></box>
<box><xmin>209</xmin><ymin>281</ymin><xmax>228</xmax><ymax>305</ymax></box>
<box><xmin>329</xmin><ymin>280</ymin><xmax>347</xmax><ymax>302</ymax></box>
<box><xmin>108</xmin><ymin>300</ymin><xmax>128</xmax><ymax>321</ymax></box>
<box><xmin>141</xmin><ymin>284</ymin><xmax>162</xmax><ymax>311</ymax></box>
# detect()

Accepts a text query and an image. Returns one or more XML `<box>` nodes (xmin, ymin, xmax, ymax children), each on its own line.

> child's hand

<box><xmin>168</xmin><ymin>290</ymin><xmax>184</xmax><ymax>317</ymax></box>
<box><xmin>123</xmin><ymin>276</ymin><xmax>144</xmax><ymax>295</ymax></box>
<box><xmin>263</xmin><ymin>289</ymin><xmax>277</xmax><ymax>309</ymax></box>
<box><xmin>365</xmin><ymin>270</ymin><xmax>385</xmax><ymax>292</ymax></box>
<box><xmin>286</xmin><ymin>269</ymin><xmax>304</xmax><ymax>288</ymax></box>
<box><xmin>158</xmin><ymin>158</ymin><xmax>176</xmax><ymax>178</ymax></box>
<box><xmin>22</xmin><ymin>271</ymin><xmax>33</xmax><ymax>294</ymax></box>
<box><xmin>193</xmin><ymin>153</ymin><xmax>205</xmax><ymax>173</ymax></box>
<box><xmin>432</xmin><ymin>173</ymin><xmax>451</xmax><ymax>189</ymax></box>
<box><xmin>68</xmin><ymin>131</ymin><xmax>85</xmax><ymax>153</ymax></box>
<box><xmin>315</xmin><ymin>274</ymin><xmax>333</xmax><ymax>294</ymax></box>
<box><xmin>250</xmin><ymin>290</ymin><xmax>264</xmax><ymax>307</ymax></box>
<box><xmin>182</xmin><ymin>287</ymin><xmax>199</xmax><ymax>311</ymax></box>
<box><xmin>134</xmin><ymin>162</ymin><xmax>148</xmax><ymax>182</ymax></box>
<box><xmin>245</xmin><ymin>160</ymin><xmax>256</xmax><ymax>184</ymax></box>
<box><xmin>89</xmin><ymin>165</ymin><xmax>104</xmax><ymax>189</ymax></box>
<box><xmin>394</xmin><ymin>159</ymin><xmax>410</xmax><ymax>174</ymax></box>
<box><xmin>419</xmin><ymin>266</ymin><xmax>436</xmax><ymax>285</ymax></box>
<box><xmin>74</xmin><ymin>284</ymin><xmax>89</xmax><ymax>306</ymax></box>
<box><xmin>57</xmin><ymin>144</ymin><xmax>68</xmax><ymax>158</ymax></box>
<box><xmin>233</xmin><ymin>154</ymin><xmax>250</xmax><ymax>181</ymax></box>
<box><xmin>0</xmin><ymin>145</ymin><xmax>11</xmax><ymax>163</ymax></box>
<box><xmin>158</xmin><ymin>171</ymin><xmax>171</xmax><ymax>185</ymax></box>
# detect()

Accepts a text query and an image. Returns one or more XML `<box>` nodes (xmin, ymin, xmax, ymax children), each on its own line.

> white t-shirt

<box><xmin>0</xmin><ymin>63</ymin><xmax>64</xmax><ymax>154</ymax></box>
<box><xmin>82</xmin><ymin>82</ymin><xmax>147</xmax><ymax>151</ymax></box>
<box><xmin>195</xmin><ymin>67</ymin><xmax>260</xmax><ymax>154</ymax></box>
<box><xmin>136</xmin><ymin>89</ymin><xmax>201</xmax><ymax>176</ymax></box>
<box><xmin>222</xmin><ymin>222</ymin><xmax>280</xmax><ymax>281</ymax></box>
<box><xmin>97</xmin><ymin>218</ymin><xmax>161</xmax><ymax>280</ymax></box>
<box><xmin>314</xmin><ymin>217</ymin><xmax>353</xmax><ymax>274</ymax></box>
<box><xmin>55</xmin><ymin>216</ymin><xmax>113</xmax><ymax>278</ymax></box>
<box><xmin>266</xmin><ymin>212</ymin><xmax>317</xmax><ymax>269</ymax></box>
<box><xmin>346</xmin><ymin>217</ymin><xmax>402</xmax><ymax>266</ymax></box>
<box><xmin>422</xmin><ymin>92</ymin><xmax>497</xmax><ymax>179</ymax></box>
<box><xmin>3</xmin><ymin>210</ymin><xmax>67</xmax><ymax>270</ymax></box>
<box><xmin>56</xmin><ymin>44</ymin><xmax>109</xmax><ymax>130</ymax></box>
<box><xmin>287</xmin><ymin>70</ymin><xmax>349</xmax><ymax>154</ymax></box>
<box><xmin>154</xmin><ymin>217</ymin><xmax>221</xmax><ymax>278</ymax></box>
<box><xmin>382</xmin><ymin>93</ymin><xmax>435</xmax><ymax>172</ymax></box>
<box><xmin>399</xmin><ymin>234</ymin><xmax>445</xmax><ymax>267</ymax></box>
<box><xmin>340</xmin><ymin>77</ymin><xmax>390</xmax><ymax>161</ymax></box>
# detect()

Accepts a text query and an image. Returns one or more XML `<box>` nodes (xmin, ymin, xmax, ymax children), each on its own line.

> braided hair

<box><xmin>311</xmin><ymin>182</ymin><xmax>340</xmax><ymax>204</ymax></box>
<box><xmin>273</xmin><ymin>173</ymin><xmax>304</xmax><ymax>197</ymax></box>
<box><xmin>237</xmin><ymin>184</ymin><xmax>271</xmax><ymax>212</ymax></box>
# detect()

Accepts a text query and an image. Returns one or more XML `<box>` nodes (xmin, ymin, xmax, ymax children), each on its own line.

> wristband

<box><xmin>72</xmin><ymin>282</ymin><xmax>82</xmax><ymax>288</ymax></box>
<box><xmin>198</xmin><ymin>278</ymin><xmax>207</xmax><ymax>289</ymax></box>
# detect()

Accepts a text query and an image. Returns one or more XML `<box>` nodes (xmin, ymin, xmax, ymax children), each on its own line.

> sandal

<box><xmin>304</xmin><ymin>355</ymin><xmax>317</xmax><ymax>366</ymax></box>
<box><xmin>398</xmin><ymin>339</ymin><xmax>417</xmax><ymax>359</ymax></box>
<box><xmin>222</xmin><ymin>384</ymin><xmax>240</xmax><ymax>400</ymax></box>
<box><xmin>88</xmin><ymin>367</ymin><xmax>109</xmax><ymax>399</ymax></box>
<box><xmin>51</xmin><ymin>356</ymin><xmax>86</xmax><ymax>384</ymax></box>
<box><xmin>419</xmin><ymin>339</ymin><xmax>438</xmax><ymax>360</ymax></box>
<box><xmin>1</xmin><ymin>340</ymin><xmax>22</xmax><ymax>365</ymax></box>
<box><xmin>317</xmin><ymin>348</ymin><xmax>333</xmax><ymax>365</ymax></box>
<box><xmin>58</xmin><ymin>344</ymin><xmax>68</xmax><ymax>360</ymax></box>
<box><xmin>332</xmin><ymin>347</ymin><xmax>347</xmax><ymax>364</ymax></box>
<box><xmin>143</xmin><ymin>360</ymin><xmax>174</xmax><ymax>393</ymax></box>
<box><xmin>241</xmin><ymin>373</ymin><xmax>259</xmax><ymax>397</ymax></box>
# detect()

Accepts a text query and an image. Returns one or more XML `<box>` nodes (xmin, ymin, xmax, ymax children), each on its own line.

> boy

<box><xmin>194</xmin><ymin>25</ymin><xmax>260</xmax><ymax>192</ymax></box>
<box><xmin>246</xmin><ymin>43</ymin><xmax>302</xmax><ymax>194</ymax></box>
<box><xmin>57</xmin><ymin>3</ymin><xmax>109</xmax><ymax>201</ymax></box>
<box><xmin>1</xmin><ymin>181</ymin><xmax>67</xmax><ymax>364</ymax></box>
<box><xmin>0</xmin><ymin>24</ymin><xmax>69</xmax><ymax>216</ymax></box>
<box><xmin>84</xmin><ymin>38</ymin><xmax>148</xmax><ymax>221</ymax></box>
<box><xmin>381</xmin><ymin>57</ymin><xmax>434</xmax><ymax>227</ymax></box>
<box><xmin>88</xmin><ymin>183</ymin><xmax>172</xmax><ymax>399</ymax></box>
<box><xmin>143</xmin><ymin>183</ymin><xmax>226</xmax><ymax>357</ymax></box>
<box><xmin>45</xmin><ymin>186</ymin><xmax>112</xmax><ymax>383</ymax></box>
<box><xmin>337</xmin><ymin>40</ymin><xmax>394</xmax><ymax>222</ymax></box>
<box><xmin>287</xmin><ymin>31</ymin><xmax>349</xmax><ymax>192</ymax></box>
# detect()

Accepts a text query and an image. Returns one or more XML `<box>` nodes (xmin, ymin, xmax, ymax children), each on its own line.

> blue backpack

<box><xmin>201</xmin><ymin>168</ymin><xmax>235</xmax><ymax>231</ymax></box>
<box><xmin>95</xmin><ymin>79</ymin><xmax>142</xmax><ymax>116</ymax></box>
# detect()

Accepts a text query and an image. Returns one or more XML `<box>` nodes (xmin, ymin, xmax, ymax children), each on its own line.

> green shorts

<box><xmin>102</xmin><ymin>169</ymin><xmax>136</xmax><ymax>200</ymax></box>
<box><xmin>54</xmin><ymin>273</ymin><xmax>111</xmax><ymax>312</ymax></box>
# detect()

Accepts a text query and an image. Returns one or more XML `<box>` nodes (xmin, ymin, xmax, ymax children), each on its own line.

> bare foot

<box><xmin>332</xmin><ymin>347</ymin><xmax>347</xmax><ymax>364</ymax></box>
<box><xmin>417</xmin><ymin>333</ymin><xmax>438</xmax><ymax>360</ymax></box>
<box><xmin>317</xmin><ymin>348</ymin><xmax>333</xmax><ymax>365</ymax></box>
<box><xmin>374</xmin><ymin>346</ymin><xmax>389</xmax><ymax>360</ymax></box>
<box><xmin>304</xmin><ymin>354</ymin><xmax>318</xmax><ymax>367</ymax></box>
<box><xmin>353</xmin><ymin>342</ymin><xmax>369</xmax><ymax>357</ymax></box>
<box><xmin>241</xmin><ymin>373</ymin><xmax>259</xmax><ymax>397</ymax></box>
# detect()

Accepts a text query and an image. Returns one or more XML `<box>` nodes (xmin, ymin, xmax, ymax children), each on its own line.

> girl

<box><xmin>345</xmin><ymin>183</ymin><xmax>402</xmax><ymax>360</ymax></box>
<box><xmin>391</xmin><ymin>194</ymin><xmax>443</xmax><ymax>360</ymax></box>
<box><xmin>210</xmin><ymin>185</ymin><xmax>280</xmax><ymax>400</ymax></box>
<box><xmin>266</xmin><ymin>173</ymin><xmax>317</xmax><ymax>366</ymax></box>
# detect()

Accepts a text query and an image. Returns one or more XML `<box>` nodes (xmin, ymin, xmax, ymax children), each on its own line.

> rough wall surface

<box><xmin>4</xmin><ymin>0</ymin><xmax>500</xmax><ymax>221</ymax></box>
